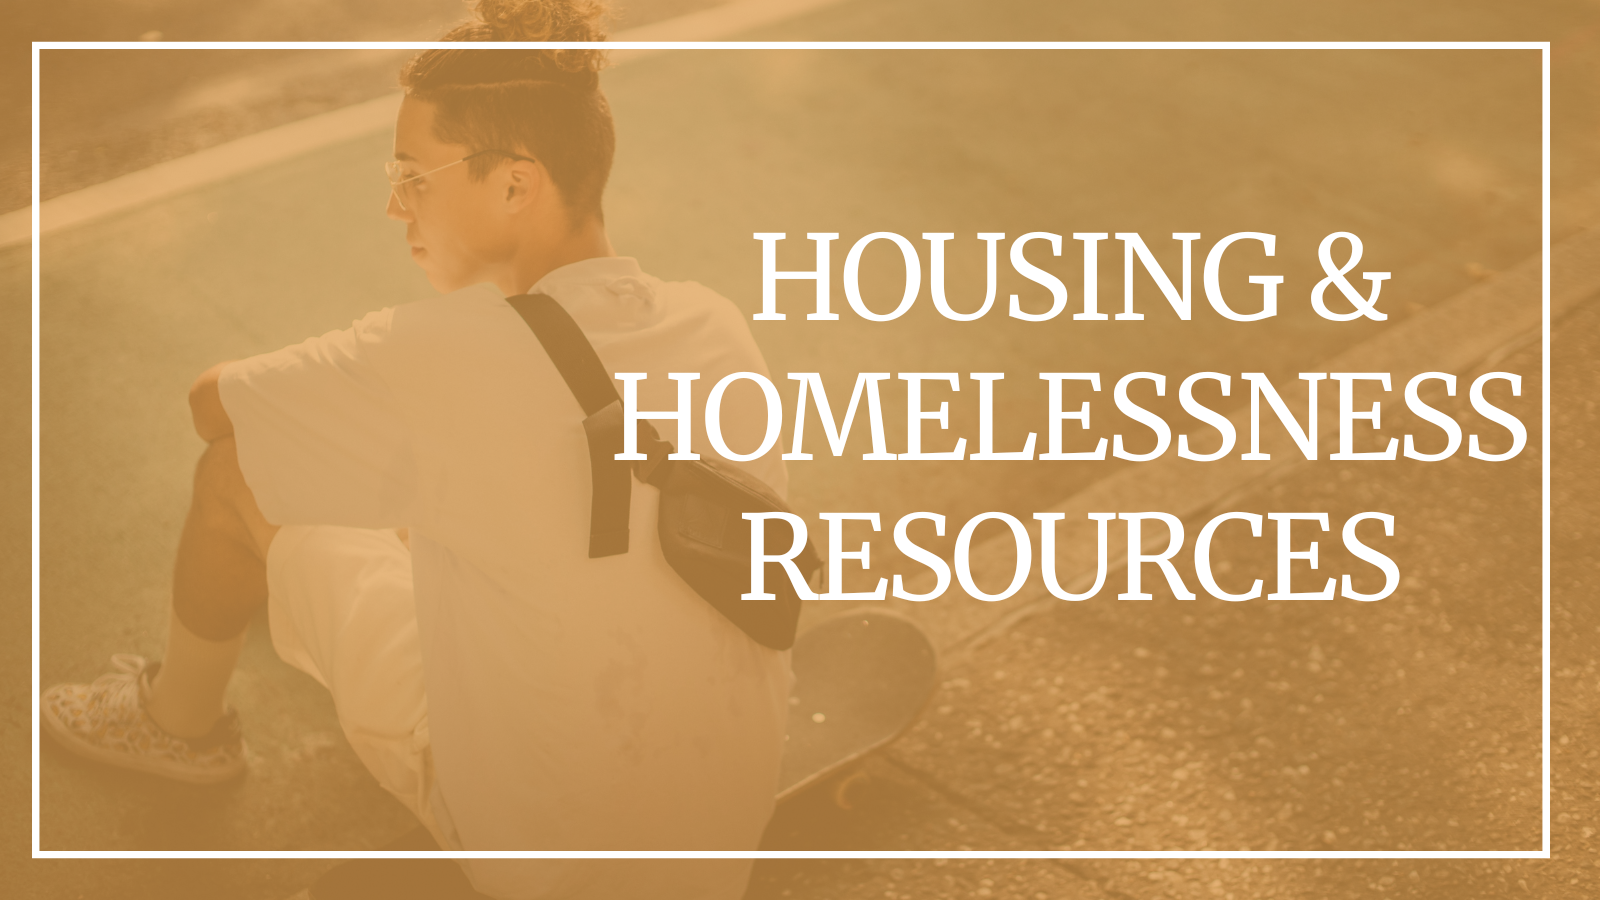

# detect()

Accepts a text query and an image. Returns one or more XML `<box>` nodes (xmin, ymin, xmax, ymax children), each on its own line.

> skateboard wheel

<box><xmin>831</xmin><ymin>769</ymin><xmax>871</xmax><ymax>810</ymax></box>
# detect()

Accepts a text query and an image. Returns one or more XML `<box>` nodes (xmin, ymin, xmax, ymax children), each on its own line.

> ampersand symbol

<box><xmin>1311</xmin><ymin>232</ymin><xmax>1390</xmax><ymax>321</ymax></box>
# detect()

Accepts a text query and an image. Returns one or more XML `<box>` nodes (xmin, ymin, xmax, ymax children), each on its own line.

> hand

<box><xmin>189</xmin><ymin>362</ymin><xmax>235</xmax><ymax>443</ymax></box>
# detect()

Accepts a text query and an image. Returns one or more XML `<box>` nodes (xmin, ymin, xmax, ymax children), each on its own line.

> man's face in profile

<box><xmin>388</xmin><ymin>97</ymin><xmax>517</xmax><ymax>293</ymax></box>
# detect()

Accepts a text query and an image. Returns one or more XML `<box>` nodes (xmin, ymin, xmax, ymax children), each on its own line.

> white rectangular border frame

<box><xmin>29</xmin><ymin>39</ymin><xmax>1552</xmax><ymax>861</ymax></box>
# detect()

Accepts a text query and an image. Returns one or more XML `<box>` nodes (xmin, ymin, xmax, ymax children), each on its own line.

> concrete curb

<box><xmin>912</xmin><ymin>219</ymin><xmax>1597</xmax><ymax>658</ymax></box>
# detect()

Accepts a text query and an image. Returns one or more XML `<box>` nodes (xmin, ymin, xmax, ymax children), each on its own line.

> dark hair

<box><xmin>399</xmin><ymin>0</ymin><xmax>614</xmax><ymax>222</ymax></box>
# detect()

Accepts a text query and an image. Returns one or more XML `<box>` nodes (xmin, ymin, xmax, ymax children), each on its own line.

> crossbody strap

<box><xmin>505</xmin><ymin>293</ymin><xmax>619</xmax><ymax>415</ymax></box>
<box><xmin>505</xmin><ymin>292</ymin><xmax>659</xmax><ymax>559</ymax></box>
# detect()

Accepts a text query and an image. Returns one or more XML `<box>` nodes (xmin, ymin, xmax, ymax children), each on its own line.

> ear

<box><xmin>501</xmin><ymin>159</ymin><xmax>543</xmax><ymax>213</ymax></box>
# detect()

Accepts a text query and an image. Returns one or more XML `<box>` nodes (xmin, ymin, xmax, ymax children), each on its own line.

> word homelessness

<box><xmin>613</xmin><ymin>370</ymin><xmax>1527</xmax><ymax>464</ymax></box>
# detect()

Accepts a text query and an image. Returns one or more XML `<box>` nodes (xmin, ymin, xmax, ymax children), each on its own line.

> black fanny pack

<box><xmin>507</xmin><ymin>292</ymin><xmax>818</xmax><ymax>650</ymax></box>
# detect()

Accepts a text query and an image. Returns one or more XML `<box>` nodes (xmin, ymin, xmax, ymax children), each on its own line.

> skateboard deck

<box><xmin>775</xmin><ymin>610</ymin><xmax>939</xmax><ymax>802</ymax></box>
<box><xmin>305</xmin><ymin>611</ymin><xmax>937</xmax><ymax>897</ymax></box>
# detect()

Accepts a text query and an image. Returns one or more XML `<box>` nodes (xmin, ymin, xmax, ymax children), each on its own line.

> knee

<box><xmin>192</xmin><ymin>436</ymin><xmax>277</xmax><ymax>556</ymax></box>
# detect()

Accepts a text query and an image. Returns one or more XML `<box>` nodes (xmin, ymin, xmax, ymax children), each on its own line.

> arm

<box><xmin>189</xmin><ymin>362</ymin><xmax>235</xmax><ymax>443</ymax></box>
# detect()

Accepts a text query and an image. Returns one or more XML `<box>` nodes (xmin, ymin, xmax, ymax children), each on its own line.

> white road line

<box><xmin>8</xmin><ymin>93</ymin><xmax>400</xmax><ymax>249</ymax></box>
<box><xmin>2</xmin><ymin>0</ymin><xmax>852</xmax><ymax>249</ymax></box>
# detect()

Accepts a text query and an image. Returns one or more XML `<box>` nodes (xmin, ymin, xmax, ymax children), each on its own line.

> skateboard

<box><xmin>775</xmin><ymin>610</ymin><xmax>939</xmax><ymax>805</ymax></box>
<box><xmin>307</xmin><ymin>611</ymin><xmax>937</xmax><ymax>898</ymax></box>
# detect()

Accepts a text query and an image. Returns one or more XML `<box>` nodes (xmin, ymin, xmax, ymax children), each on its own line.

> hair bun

<box><xmin>402</xmin><ymin>0</ymin><xmax>610</xmax><ymax>93</ymax></box>
<box><xmin>477</xmin><ymin>0</ymin><xmax>610</xmax><ymax>85</ymax></box>
<box><xmin>475</xmin><ymin>0</ymin><xmax>608</xmax><ymax>45</ymax></box>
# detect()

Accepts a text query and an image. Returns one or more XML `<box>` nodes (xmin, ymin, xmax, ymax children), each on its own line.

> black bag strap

<box><xmin>506</xmin><ymin>293</ymin><xmax>640</xmax><ymax>559</ymax></box>
<box><xmin>505</xmin><ymin>293</ymin><xmax>618</xmax><ymax>416</ymax></box>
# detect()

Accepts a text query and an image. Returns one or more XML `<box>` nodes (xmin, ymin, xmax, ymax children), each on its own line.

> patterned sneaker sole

<box><xmin>41</xmin><ymin>699</ymin><xmax>246</xmax><ymax>786</ymax></box>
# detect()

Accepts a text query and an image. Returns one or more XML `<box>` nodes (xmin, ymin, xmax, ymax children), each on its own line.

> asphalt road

<box><xmin>10</xmin><ymin>0</ymin><xmax>734</xmax><ymax>214</ymax></box>
<box><xmin>12</xmin><ymin>0</ymin><xmax>1600</xmax><ymax>897</ymax></box>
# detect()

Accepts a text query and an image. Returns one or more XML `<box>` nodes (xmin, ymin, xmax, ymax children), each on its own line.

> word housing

<box><xmin>753</xmin><ymin>231</ymin><xmax>1389</xmax><ymax>323</ymax></box>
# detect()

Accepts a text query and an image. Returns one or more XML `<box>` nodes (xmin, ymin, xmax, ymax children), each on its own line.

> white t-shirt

<box><xmin>219</xmin><ymin>257</ymin><xmax>792</xmax><ymax>899</ymax></box>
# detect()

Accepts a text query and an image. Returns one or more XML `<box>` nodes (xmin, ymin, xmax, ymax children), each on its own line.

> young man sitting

<box><xmin>42</xmin><ymin>3</ymin><xmax>793</xmax><ymax>897</ymax></box>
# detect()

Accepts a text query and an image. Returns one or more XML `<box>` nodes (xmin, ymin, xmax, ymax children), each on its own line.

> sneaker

<box><xmin>42</xmin><ymin>654</ymin><xmax>247</xmax><ymax>785</ymax></box>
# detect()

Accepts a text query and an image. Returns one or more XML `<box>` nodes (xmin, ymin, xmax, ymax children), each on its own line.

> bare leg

<box><xmin>146</xmin><ymin>436</ymin><xmax>278</xmax><ymax>739</ymax></box>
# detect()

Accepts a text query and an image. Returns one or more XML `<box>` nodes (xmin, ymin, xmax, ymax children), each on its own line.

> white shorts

<box><xmin>265</xmin><ymin>524</ymin><xmax>449</xmax><ymax>846</ymax></box>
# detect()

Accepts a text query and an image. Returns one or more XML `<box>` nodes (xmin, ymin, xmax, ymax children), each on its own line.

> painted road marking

<box><xmin>3</xmin><ymin>0</ymin><xmax>854</xmax><ymax>249</ymax></box>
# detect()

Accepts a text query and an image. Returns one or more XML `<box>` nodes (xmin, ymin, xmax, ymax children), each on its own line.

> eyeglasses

<box><xmin>385</xmin><ymin>149</ymin><xmax>538</xmax><ymax>210</ymax></box>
